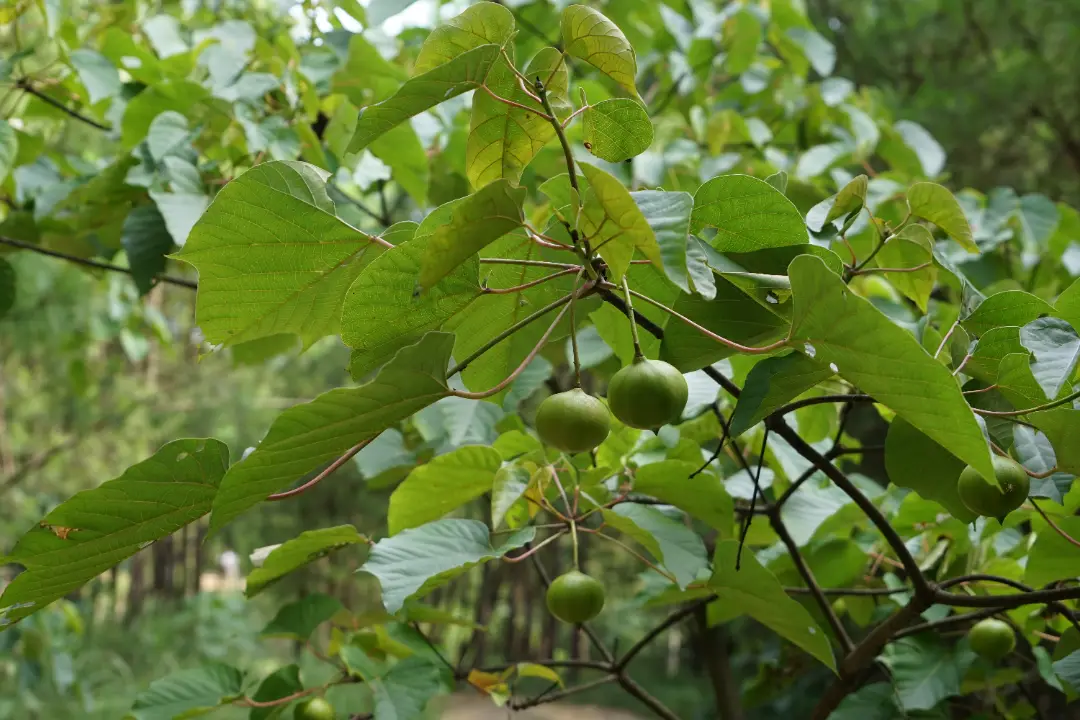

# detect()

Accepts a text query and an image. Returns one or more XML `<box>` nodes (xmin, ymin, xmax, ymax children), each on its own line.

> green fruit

<box><xmin>535</xmin><ymin>388</ymin><xmax>610</xmax><ymax>453</ymax></box>
<box><xmin>957</xmin><ymin>455</ymin><xmax>1030</xmax><ymax>520</ymax></box>
<box><xmin>968</xmin><ymin>618</ymin><xmax>1015</xmax><ymax>660</ymax></box>
<box><xmin>607</xmin><ymin>357</ymin><xmax>689</xmax><ymax>429</ymax></box>
<box><xmin>546</xmin><ymin>570</ymin><xmax>606</xmax><ymax>624</ymax></box>
<box><xmin>295</xmin><ymin>697</ymin><xmax>335</xmax><ymax>720</ymax></box>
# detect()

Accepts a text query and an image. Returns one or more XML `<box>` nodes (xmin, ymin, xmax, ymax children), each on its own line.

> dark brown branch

<box><xmin>617</xmin><ymin>674</ymin><xmax>682</xmax><ymax>720</ymax></box>
<box><xmin>772</xmin><ymin>393</ymin><xmax>873</xmax><ymax>416</ymax></box>
<box><xmin>511</xmin><ymin>675</ymin><xmax>616</xmax><ymax>711</ymax></box>
<box><xmin>15</xmin><ymin>78</ymin><xmax>111</xmax><ymax>131</ymax></box>
<box><xmin>615</xmin><ymin>599</ymin><xmax>710</xmax><ymax>671</ymax></box>
<box><xmin>0</xmin><ymin>235</ymin><xmax>197</xmax><ymax>290</ymax></box>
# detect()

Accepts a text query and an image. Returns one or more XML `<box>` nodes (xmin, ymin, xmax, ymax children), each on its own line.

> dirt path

<box><xmin>438</xmin><ymin>695</ymin><xmax>644</xmax><ymax>719</ymax></box>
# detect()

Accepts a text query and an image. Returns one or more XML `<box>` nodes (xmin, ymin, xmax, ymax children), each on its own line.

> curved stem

<box><xmin>479</xmin><ymin>83</ymin><xmax>552</xmax><ymax>120</ymax></box>
<box><xmin>621</xmin><ymin>276</ymin><xmax>643</xmax><ymax>358</ymax></box>
<box><xmin>561</xmin><ymin>104</ymin><xmax>589</xmax><ymax>128</ymax></box>
<box><xmin>975</xmin><ymin>387</ymin><xmax>1080</xmax><ymax>417</ymax></box>
<box><xmin>1031</xmin><ymin>498</ymin><xmax>1080</xmax><ymax>550</ymax></box>
<box><xmin>267</xmin><ymin>438</ymin><xmax>375</xmax><ymax>501</ymax></box>
<box><xmin>600</xmin><ymin>281</ymin><xmax>788</xmax><ymax>355</ymax></box>
<box><xmin>503</xmin><ymin>530</ymin><xmax>566</xmax><ymax>563</ymax></box>
<box><xmin>590</xmin><ymin>531</ymin><xmax>677</xmax><ymax>584</ymax></box>
<box><xmin>851</xmin><ymin>261</ymin><xmax>932</xmax><ymax>276</ymax></box>
<box><xmin>479</xmin><ymin>257</ymin><xmax>581</xmax><ymax>270</ymax></box>
<box><xmin>568</xmin><ymin>270</ymin><xmax>585</xmax><ymax>388</ymax></box>
<box><xmin>482</xmin><ymin>268</ymin><xmax>577</xmax><ymax>295</ymax></box>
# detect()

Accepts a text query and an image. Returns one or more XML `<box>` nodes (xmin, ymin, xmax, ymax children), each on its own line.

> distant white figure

<box><xmin>218</xmin><ymin>550</ymin><xmax>240</xmax><ymax>584</ymax></box>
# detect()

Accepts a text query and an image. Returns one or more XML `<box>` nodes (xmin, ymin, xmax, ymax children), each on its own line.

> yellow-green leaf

<box><xmin>414</xmin><ymin>1</ymin><xmax>515</xmax><ymax>74</ymax></box>
<box><xmin>583</xmin><ymin>98</ymin><xmax>653</xmax><ymax>162</ymax></box>
<box><xmin>906</xmin><ymin>182</ymin><xmax>977</xmax><ymax>253</ymax></box>
<box><xmin>579</xmin><ymin>162</ymin><xmax>661</xmax><ymax>280</ymax></box>
<box><xmin>691</xmin><ymin>174</ymin><xmax>807</xmax><ymax>252</ymax></box>
<box><xmin>561</xmin><ymin>5</ymin><xmax>639</xmax><ymax>98</ymax></box>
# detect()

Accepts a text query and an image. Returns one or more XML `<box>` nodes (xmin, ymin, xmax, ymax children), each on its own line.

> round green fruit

<box><xmin>957</xmin><ymin>455</ymin><xmax>1030</xmax><ymax>520</ymax></box>
<box><xmin>294</xmin><ymin>697</ymin><xmax>335</xmax><ymax>720</ymax></box>
<box><xmin>968</xmin><ymin>618</ymin><xmax>1015</xmax><ymax>660</ymax></box>
<box><xmin>535</xmin><ymin>389</ymin><xmax>610</xmax><ymax>453</ymax></box>
<box><xmin>546</xmin><ymin>570</ymin><xmax>606</xmax><ymax>624</ymax></box>
<box><xmin>607</xmin><ymin>358</ymin><xmax>689</xmax><ymax>429</ymax></box>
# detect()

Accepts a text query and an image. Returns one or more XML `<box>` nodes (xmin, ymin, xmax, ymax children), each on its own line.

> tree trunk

<box><xmin>193</xmin><ymin>521</ymin><xmax>207</xmax><ymax>594</ymax></box>
<box><xmin>126</xmin><ymin>553</ymin><xmax>145</xmax><ymax>624</ymax></box>
<box><xmin>694</xmin><ymin>604</ymin><xmax>742</xmax><ymax>720</ymax></box>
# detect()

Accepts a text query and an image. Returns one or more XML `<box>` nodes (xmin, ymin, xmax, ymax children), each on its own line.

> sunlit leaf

<box><xmin>579</xmin><ymin>162</ymin><xmax>661</xmax><ymax>281</ymax></box>
<box><xmin>906</xmin><ymin>182</ymin><xmax>976</xmax><ymax>253</ymax></box>
<box><xmin>603</xmin><ymin>503</ymin><xmax>709</xmax><ymax>589</ymax></box>
<box><xmin>246</xmin><ymin>526</ymin><xmax>368</xmax><ymax>597</ymax></box>
<box><xmin>583</xmin><ymin>99</ymin><xmax>653</xmax><ymax>162</ymax></box>
<box><xmin>414</xmin><ymin>1</ymin><xmax>515</xmax><ymax>74</ymax></box>
<box><xmin>389</xmin><ymin>446</ymin><xmax>502</xmax><ymax>534</ymax></box>
<box><xmin>691</xmin><ymin>175</ymin><xmax>807</xmax><ymax>252</ymax></box>
<box><xmin>561</xmin><ymin>5</ymin><xmax>639</xmax><ymax>97</ymax></box>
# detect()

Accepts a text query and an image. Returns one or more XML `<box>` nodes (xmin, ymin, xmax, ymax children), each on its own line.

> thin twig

<box><xmin>1031</xmin><ymin>499</ymin><xmax>1080</xmax><ymax>550</ymax></box>
<box><xmin>15</xmin><ymin>78</ymin><xmax>111</xmax><ymax>130</ymax></box>
<box><xmin>267</xmin><ymin>438</ymin><xmax>374</xmax><ymax>501</ymax></box>
<box><xmin>736</xmin><ymin>428</ymin><xmax>770</xmax><ymax>569</ymax></box>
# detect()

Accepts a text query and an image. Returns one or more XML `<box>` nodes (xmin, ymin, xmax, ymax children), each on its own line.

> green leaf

<box><xmin>389</xmin><ymin>446</ymin><xmax>501</xmax><ymax>534</ymax></box>
<box><xmin>414</xmin><ymin>1</ymin><xmax>514</xmax><ymax>74</ymax></box>
<box><xmin>824</xmin><ymin>175</ymin><xmax>868</xmax><ymax>224</ymax></box>
<box><xmin>347</xmin><ymin>45</ymin><xmax>502</xmax><ymax>154</ymax></box>
<box><xmin>261</xmin><ymin>593</ymin><xmax>342</xmax><ymax>640</ymax></box>
<box><xmin>893</xmin><ymin>120</ymin><xmax>946</xmax><ymax>177</ymax></box>
<box><xmin>209</xmin><ymin>333</ymin><xmax>454</xmax><ymax>532</ymax></box>
<box><xmin>880</xmin><ymin>635</ymin><xmax>973</xmax><ymax>711</ymax></box>
<box><xmin>246</xmin><ymin>525</ymin><xmax>368</xmax><ymax>597</ymax></box>
<box><xmin>579</xmin><ymin>162</ymin><xmax>661</xmax><ymax>281</ymax></box>
<box><xmin>1026</xmin><ymin>515</ymin><xmax>1080</xmax><ymax>588</ymax></box>
<box><xmin>778</xmin><ymin>480</ymin><xmax>853</xmax><ymax>546</ymax></box>
<box><xmin>127</xmin><ymin>664</ymin><xmax>244</xmax><ymax>720</ymax></box>
<box><xmin>632</xmin><ymin>461</ymin><xmax>734</xmax><ymax>538</ymax></box>
<box><xmin>1016</xmin><ymin>193</ymin><xmax>1060</xmax><ymax>249</ymax></box>
<box><xmin>786</xmin><ymin>28</ymin><xmax>836</xmax><ymax>76</ymax></box>
<box><xmin>630</xmin><ymin>190</ymin><xmax>698</xmax><ymax>295</ymax></box>
<box><xmin>146</xmin><ymin>111</ymin><xmax>189</xmax><ymax>162</ymax></box>
<box><xmin>142</xmin><ymin>15</ymin><xmax>188</xmax><ymax>58</ymax></box>
<box><xmin>0</xmin><ymin>439</ymin><xmax>228</xmax><ymax>628</ymax></box>
<box><xmin>466</xmin><ymin>47</ymin><xmax>568</xmax><ymax>189</ymax></box>
<box><xmin>371</xmin><ymin>656</ymin><xmax>448</xmax><ymax>720</ymax></box>
<box><xmin>342</xmin><ymin>236</ymin><xmax>481</xmax><ymax>380</ymax></box>
<box><xmin>604</xmin><ymin>503</ymin><xmax>709</xmax><ymax>589</ymax></box>
<box><xmin>724</xmin><ymin>10</ymin><xmax>762</xmax><ymax>75</ymax></box>
<box><xmin>491</xmin><ymin>464</ymin><xmax>532</xmax><ymax>530</ymax></box>
<box><xmin>417</xmin><ymin>179</ymin><xmax>525</xmax><ymax>288</ymax></box>
<box><xmin>874</xmin><ymin>225</ymin><xmax>936</xmax><ymax>312</ymax></box>
<box><xmin>827</xmin><ymin>683</ymin><xmax>903</xmax><ymax>720</ymax></box>
<box><xmin>247</xmin><ymin>665</ymin><xmax>302</xmax><ymax>720</ymax></box>
<box><xmin>885</xmin><ymin>418</ymin><xmax>977</xmax><ymax>522</ymax></box>
<box><xmin>370</xmin><ymin>122</ymin><xmax>429</xmax><ymax>206</ymax></box>
<box><xmin>361</xmin><ymin>518</ymin><xmax>534</xmax><ymax>613</ymax></box>
<box><xmin>0</xmin><ymin>119</ymin><xmax>18</xmax><ymax>182</ymax></box>
<box><xmin>1058</xmin><ymin>277</ymin><xmax>1080</xmax><ymax>331</ymax></box>
<box><xmin>964</xmin><ymin>326</ymin><xmax>1023</xmax><ymax>383</ymax></box>
<box><xmin>331</xmin><ymin>33</ymin><xmax>406</xmax><ymax>106</ymax></box>
<box><xmin>0</xmin><ymin>258</ymin><xmax>15</xmax><ymax>319</ymax></box>
<box><xmin>70</xmin><ymin>49</ymin><xmax>121</xmax><ymax>104</ymax></box>
<box><xmin>691</xmin><ymin>175</ymin><xmax>807</xmax><ymax>252</ymax></box>
<box><xmin>1019</xmin><ymin>318</ymin><xmax>1080</xmax><ymax>399</ymax></box>
<box><xmin>906</xmin><ymin>182</ymin><xmax>976</xmax><ymax>253</ymax></box>
<box><xmin>708</xmin><ymin>541</ymin><xmax>836</xmax><ymax>670</ymax></box>
<box><xmin>150</xmin><ymin>190</ymin><xmax>210</xmax><ymax>247</ymax></box>
<box><xmin>561</xmin><ymin>5</ymin><xmax>639</xmax><ymax>98</ymax></box>
<box><xmin>121</xmin><ymin>205</ymin><xmax>174</xmax><ymax>296</ymax></box>
<box><xmin>176</xmin><ymin>161</ymin><xmax>384</xmax><ymax>348</ymax></box>
<box><xmin>1053</xmin><ymin>650</ymin><xmax>1080</xmax><ymax>693</ymax></box>
<box><xmin>582</xmin><ymin>99</ymin><xmax>653</xmax><ymax>162</ymax></box>
<box><xmin>962</xmin><ymin>290</ymin><xmax>1055</xmax><ymax>337</ymax></box>
<box><xmin>729</xmin><ymin>352</ymin><xmax>835</xmax><ymax>437</ymax></box>
<box><xmin>788</xmin><ymin>255</ymin><xmax>994</xmax><ymax>482</ymax></box>
<box><xmin>660</xmin><ymin>275</ymin><xmax>789</xmax><ymax>372</ymax></box>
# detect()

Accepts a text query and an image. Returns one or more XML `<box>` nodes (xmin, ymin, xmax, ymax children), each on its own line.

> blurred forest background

<box><xmin>2</xmin><ymin>0</ymin><xmax>1080</xmax><ymax>718</ymax></box>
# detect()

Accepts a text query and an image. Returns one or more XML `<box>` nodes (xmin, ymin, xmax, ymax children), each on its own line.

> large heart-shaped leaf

<box><xmin>0</xmin><ymin>439</ymin><xmax>229</xmax><ymax>627</ymax></box>
<box><xmin>691</xmin><ymin>175</ymin><xmax>807</xmax><ymax>252</ymax></box>
<box><xmin>885</xmin><ymin>418</ymin><xmax>977</xmax><ymax>522</ymax></box>
<box><xmin>389</xmin><ymin>446</ymin><xmax>502</xmax><ymax>534</ymax></box>
<box><xmin>177</xmin><ymin>161</ymin><xmax>384</xmax><ymax>348</ymax></box>
<box><xmin>583</xmin><ymin>98</ymin><xmax>653</xmax><ymax>162</ymax></box>
<box><xmin>128</xmin><ymin>663</ymin><xmax>244</xmax><ymax>720</ymax></box>
<box><xmin>788</xmin><ymin>255</ymin><xmax>994</xmax><ymax>481</ymax></box>
<box><xmin>414</xmin><ymin>2</ymin><xmax>514</xmax><ymax>74</ymax></box>
<box><xmin>906</xmin><ymin>182</ymin><xmax>976</xmax><ymax>252</ymax></box>
<box><xmin>561</xmin><ymin>5</ymin><xmax>639</xmax><ymax>98</ymax></box>
<box><xmin>729</xmin><ymin>352</ymin><xmax>835</xmax><ymax>437</ymax></box>
<box><xmin>209</xmin><ymin>333</ymin><xmax>455</xmax><ymax>532</ymax></box>
<box><xmin>579</xmin><ymin>162</ymin><xmax>662</xmax><ymax>281</ymax></box>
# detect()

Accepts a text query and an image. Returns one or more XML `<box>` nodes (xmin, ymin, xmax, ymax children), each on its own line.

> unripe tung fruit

<box><xmin>607</xmin><ymin>357</ymin><xmax>689</xmax><ymax>429</ymax></box>
<box><xmin>535</xmin><ymin>389</ymin><xmax>610</xmax><ymax>453</ymax></box>
<box><xmin>957</xmin><ymin>455</ymin><xmax>1029</xmax><ymax>520</ymax></box>
<box><xmin>546</xmin><ymin>570</ymin><xmax>606</xmax><ymax>624</ymax></box>
<box><xmin>294</xmin><ymin>697</ymin><xmax>335</xmax><ymax>720</ymax></box>
<box><xmin>967</xmin><ymin>618</ymin><xmax>1015</xmax><ymax>660</ymax></box>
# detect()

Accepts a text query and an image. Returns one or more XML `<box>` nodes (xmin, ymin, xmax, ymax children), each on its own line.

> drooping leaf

<box><xmin>880</xmin><ymin>635</ymin><xmax>974</xmax><ymax>711</ymax></box>
<box><xmin>824</xmin><ymin>175</ymin><xmax>868</xmax><ymax>224</ymax></box>
<box><xmin>413</xmin><ymin>1</ymin><xmax>515</xmax><ymax>74</ymax></box>
<box><xmin>150</xmin><ymin>190</ymin><xmax>210</xmax><ymax>247</ymax></box>
<box><xmin>261</xmin><ymin>593</ymin><xmax>342</xmax><ymax>640</ymax></box>
<box><xmin>466</xmin><ymin>47</ymin><xmax>568</xmax><ymax>189</ymax></box>
<box><xmin>579</xmin><ymin>162</ymin><xmax>661</xmax><ymax>281</ymax></box>
<box><xmin>906</xmin><ymin>182</ymin><xmax>976</xmax><ymax>253</ymax></box>
<box><xmin>70</xmin><ymin>49</ymin><xmax>121</xmax><ymax>104</ymax></box>
<box><xmin>342</xmin><ymin>234</ymin><xmax>482</xmax><ymax>380</ymax></box>
<box><xmin>630</xmin><ymin>190</ymin><xmax>697</xmax><ymax>295</ymax></box>
<box><xmin>561</xmin><ymin>5</ymin><xmax>639</xmax><ymax>98</ymax></box>
<box><xmin>176</xmin><ymin>161</ymin><xmax>384</xmax><ymax>348</ymax></box>
<box><xmin>583</xmin><ymin>99</ymin><xmax>653</xmax><ymax>162</ymax></box>
<box><xmin>0</xmin><ymin>439</ymin><xmax>228</xmax><ymax>628</ymax></box>
<box><xmin>884</xmin><ymin>418</ymin><xmax>977</xmax><ymax>522</ymax></box>
<box><xmin>361</xmin><ymin>518</ymin><xmax>534</xmax><ymax>612</ymax></box>
<box><xmin>389</xmin><ymin>446</ymin><xmax>502</xmax><ymax>534</ymax></box>
<box><xmin>691</xmin><ymin>175</ymin><xmax>807</xmax><ymax>252</ymax></box>
<box><xmin>417</xmin><ymin>179</ymin><xmax>525</xmax><ymax>288</ymax></box>
<box><xmin>729</xmin><ymin>352</ymin><xmax>835</xmax><ymax>437</ymax></box>
<box><xmin>788</xmin><ymin>255</ymin><xmax>994</xmax><ymax>481</ymax></box>
<box><xmin>962</xmin><ymin>290</ymin><xmax>1054</xmax><ymax>337</ymax></box>
<box><xmin>122</xmin><ymin>205</ymin><xmax>175</xmax><ymax>295</ymax></box>
<box><xmin>603</xmin><ymin>503</ymin><xmax>709</xmax><ymax>589</ymax></box>
<box><xmin>371</xmin><ymin>656</ymin><xmax>448</xmax><ymax>720</ymax></box>
<box><xmin>1019</xmin><ymin>317</ymin><xmax>1080</xmax><ymax>399</ymax></box>
<box><xmin>209</xmin><ymin>333</ymin><xmax>455</xmax><ymax>532</ymax></box>
<box><xmin>632</xmin><ymin>461</ymin><xmax>734</xmax><ymax>538</ymax></box>
<box><xmin>142</xmin><ymin>15</ymin><xmax>188</xmax><ymax>58</ymax></box>
<box><xmin>146</xmin><ymin>111</ymin><xmax>189</xmax><ymax>162</ymax></box>
<box><xmin>491</xmin><ymin>464</ymin><xmax>532</xmax><ymax>530</ymax></box>
<box><xmin>724</xmin><ymin>10</ymin><xmax>761</xmax><ymax>75</ymax></box>
<box><xmin>708</xmin><ymin>541</ymin><xmax>836</xmax><ymax>670</ymax></box>
<box><xmin>964</xmin><ymin>326</ymin><xmax>1024</xmax><ymax>383</ymax></box>
<box><xmin>893</xmin><ymin>120</ymin><xmax>946</xmax><ymax>178</ymax></box>
<box><xmin>247</xmin><ymin>665</ymin><xmax>302</xmax><ymax>720</ymax></box>
<box><xmin>246</xmin><ymin>525</ymin><xmax>368</xmax><ymax>597</ymax></box>
<box><xmin>347</xmin><ymin>45</ymin><xmax>502</xmax><ymax>154</ymax></box>
<box><xmin>874</xmin><ymin>224</ymin><xmax>936</xmax><ymax>312</ymax></box>
<box><xmin>1016</xmin><ymin>193</ymin><xmax>1060</xmax><ymax>249</ymax></box>
<box><xmin>128</xmin><ymin>664</ymin><xmax>244</xmax><ymax>720</ymax></box>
